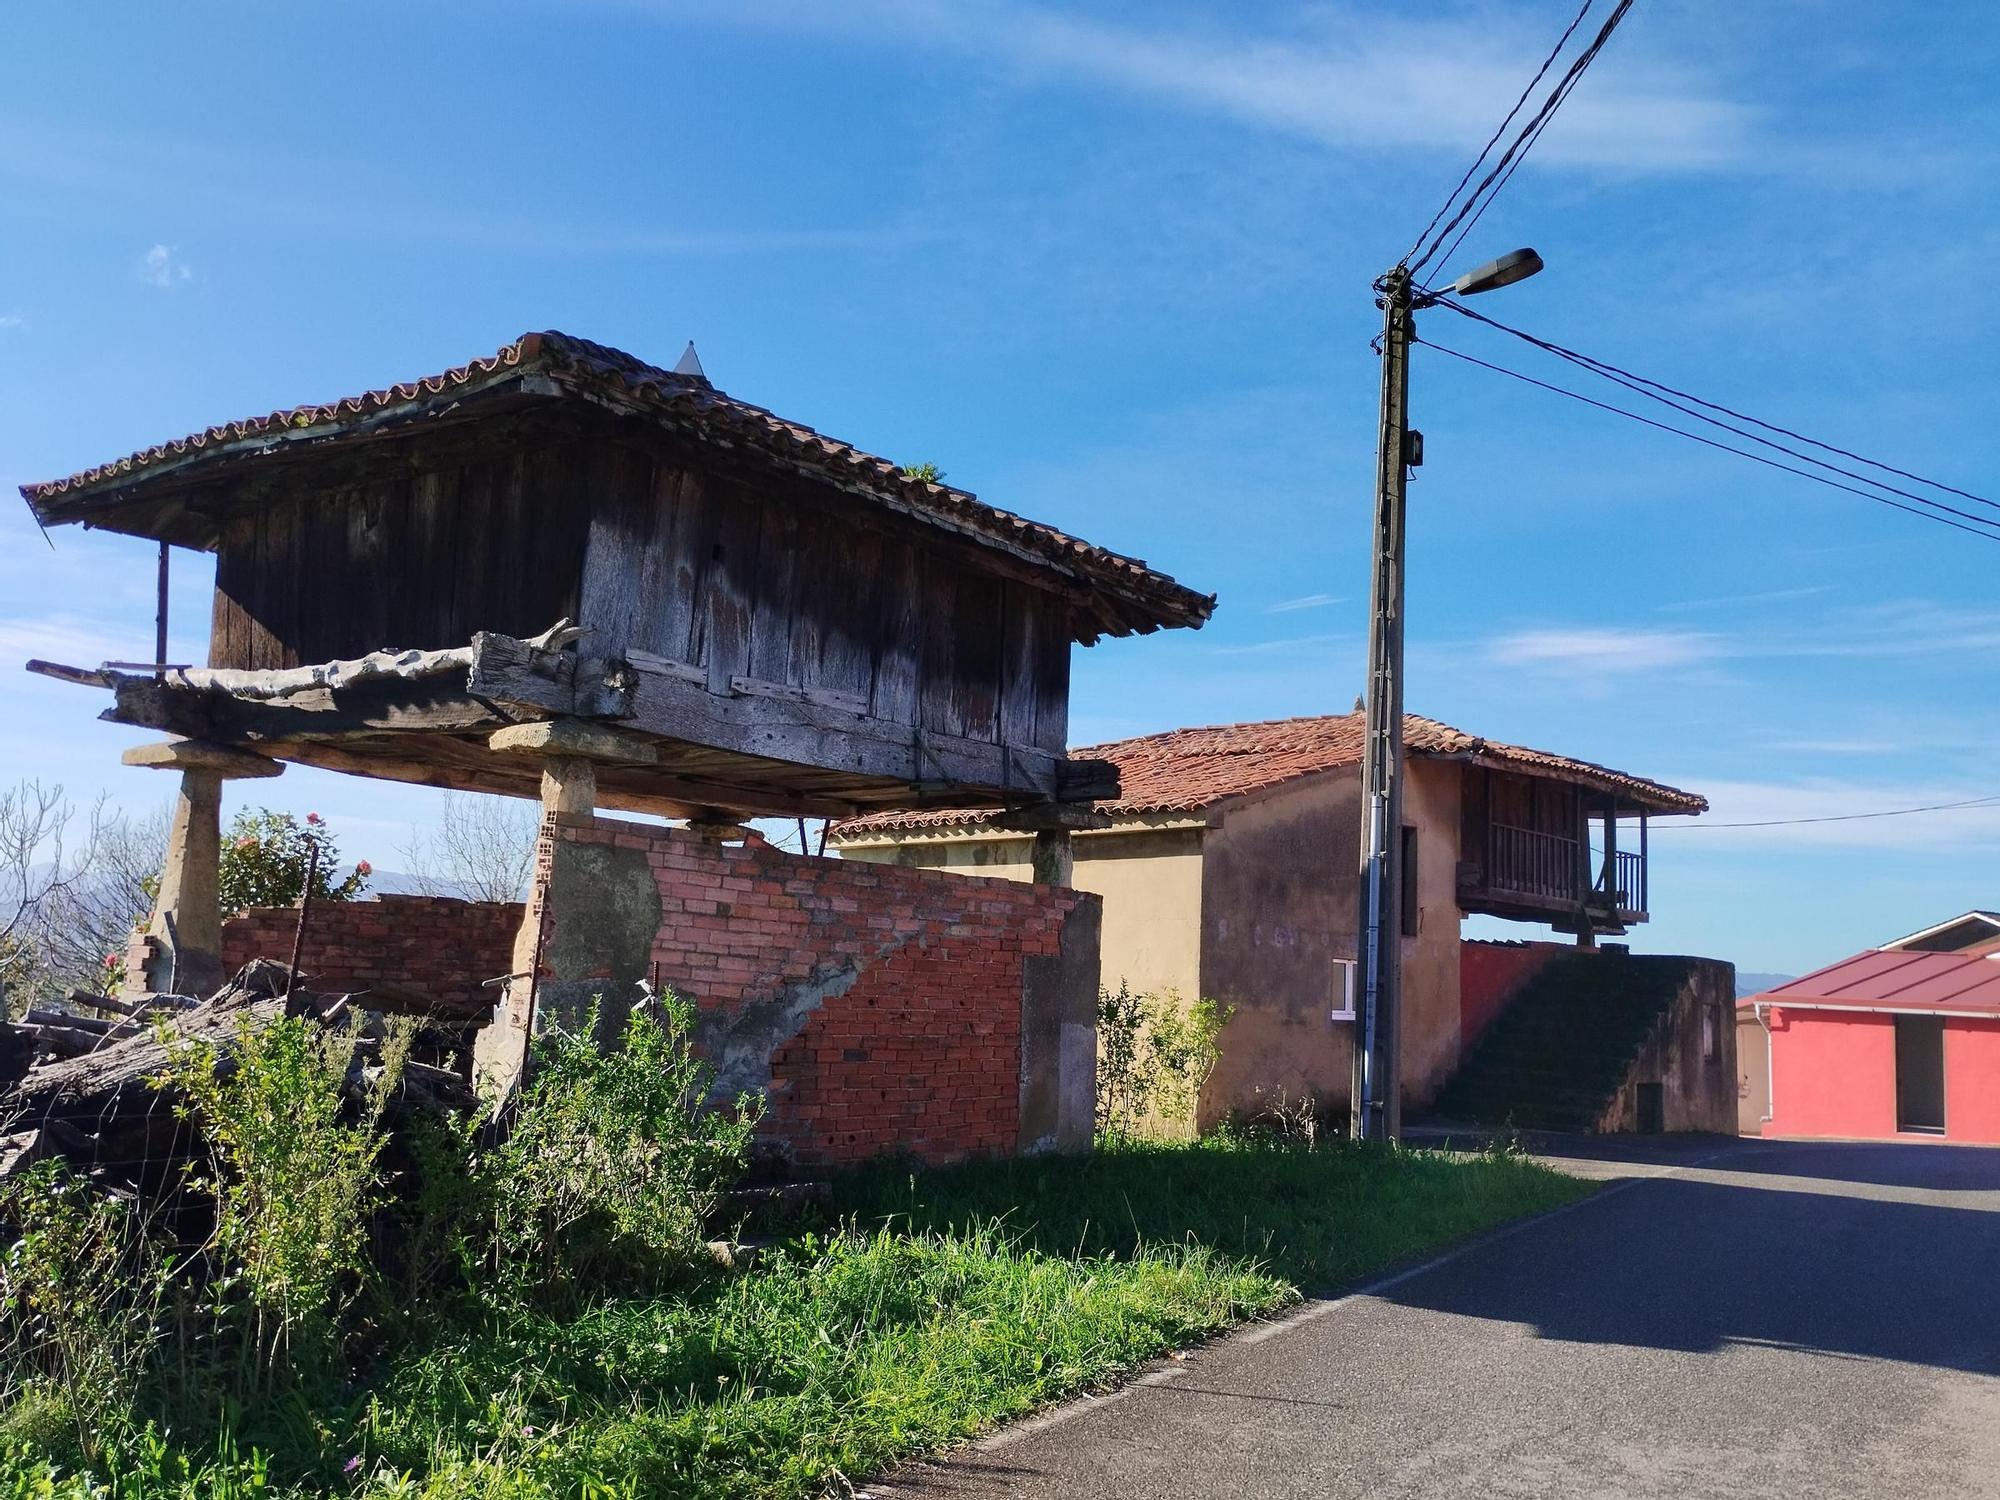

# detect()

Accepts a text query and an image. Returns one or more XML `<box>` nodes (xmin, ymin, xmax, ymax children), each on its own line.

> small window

<box><xmin>1331</xmin><ymin>959</ymin><xmax>1356</xmax><ymax>1021</ymax></box>
<box><xmin>1400</xmin><ymin>825</ymin><xmax>1420</xmax><ymax>938</ymax></box>
<box><xmin>1701</xmin><ymin>1004</ymin><xmax>1719</xmax><ymax>1064</ymax></box>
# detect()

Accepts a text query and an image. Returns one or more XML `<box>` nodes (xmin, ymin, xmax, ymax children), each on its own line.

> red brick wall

<box><xmin>556</xmin><ymin>818</ymin><xmax>1093</xmax><ymax>1169</ymax></box>
<box><xmin>1460</xmin><ymin>938</ymin><xmax>1566</xmax><ymax>1050</ymax></box>
<box><xmin>221</xmin><ymin>895</ymin><xmax>522</xmax><ymax>1018</ymax></box>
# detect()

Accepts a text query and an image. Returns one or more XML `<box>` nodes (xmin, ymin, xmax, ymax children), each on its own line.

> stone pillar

<box><xmin>476</xmin><ymin>719</ymin><xmax>658</xmax><ymax>1102</ymax></box>
<box><xmin>120</xmin><ymin>740</ymin><xmax>283</xmax><ymax>998</ymax></box>
<box><xmin>1030</xmin><ymin>829</ymin><xmax>1074</xmax><ymax>887</ymax></box>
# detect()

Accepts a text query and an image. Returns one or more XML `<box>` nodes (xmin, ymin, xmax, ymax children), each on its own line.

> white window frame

<box><xmin>1331</xmin><ymin>958</ymin><xmax>1357</xmax><ymax>1022</ymax></box>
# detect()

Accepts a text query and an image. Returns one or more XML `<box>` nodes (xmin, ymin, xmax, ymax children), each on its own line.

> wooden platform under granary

<box><xmin>22</xmin><ymin>330</ymin><xmax>1213</xmax><ymax>822</ymax></box>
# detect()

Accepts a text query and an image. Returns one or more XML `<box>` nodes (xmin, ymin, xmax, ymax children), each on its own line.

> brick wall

<box><xmin>221</xmin><ymin>895</ymin><xmax>522</xmax><ymax>1017</ymax></box>
<box><xmin>542</xmin><ymin>818</ymin><xmax>1099</xmax><ymax>1169</ymax></box>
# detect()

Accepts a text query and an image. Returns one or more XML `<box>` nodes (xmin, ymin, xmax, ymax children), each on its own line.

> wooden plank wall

<box><xmin>208</xmin><ymin>445</ymin><xmax>594</xmax><ymax>670</ymax></box>
<box><xmin>576</xmin><ymin>440</ymin><xmax>1072</xmax><ymax>759</ymax></box>
<box><xmin>206</xmin><ymin>429</ymin><xmax>1073</xmax><ymax>766</ymax></box>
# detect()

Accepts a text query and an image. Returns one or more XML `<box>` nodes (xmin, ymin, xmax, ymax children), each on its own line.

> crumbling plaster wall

<box><xmin>527</xmin><ymin>818</ymin><xmax>1099</xmax><ymax>1169</ymax></box>
<box><xmin>1596</xmin><ymin>957</ymin><xmax>1738</xmax><ymax>1134</ymax></box>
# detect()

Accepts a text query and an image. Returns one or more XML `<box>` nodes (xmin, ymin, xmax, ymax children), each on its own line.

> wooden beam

<box><xmin>466</xmin><ymin>637</ymin><xmax>1097</xmax><ymax>804</ymax></box>
<box><xmin>99</xmin><ymin>674</ymin><xmax>531</xmax><ymax>742</ymax></box>
<box><xmin>991</xmin><ymin>803</ymin><xmax>1113</xmax><ymax>833</ymax></box>
<box><xmin>121</xmin><ymin>739</ymin><xmax>285</xmax><ymax>779</ymax></box>
<box><xmin>488</xmin><ymin>718</ymin><xmax>658</xmax><ymax>764</ymax></box>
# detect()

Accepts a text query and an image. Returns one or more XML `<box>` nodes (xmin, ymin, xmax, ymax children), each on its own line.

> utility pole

<box><xmin>1351</xmin><ymin>265</ymin><xmax>1414</xmax><ymax>1144</ymax></box>
<box><xmin>1348</xmin><ymin>247</ymin><xmax>1542</xmax><ymax>1144</ymax></box>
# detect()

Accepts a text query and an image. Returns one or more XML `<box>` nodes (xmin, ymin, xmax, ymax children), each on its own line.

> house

<box><xmin>832</xmin><ymin>710</ymin><xmax>1734</xmax><ymax>1130</ymax></box>
<box><xmin>1739</xmin><ymin>937</ymin><xmax>2000</xmax><ymax>1143</ymax></box>
<box><xmin>19</xmin><ymin>331</ymin><xmax>1215</xmax><ymax>1165</ymax></box>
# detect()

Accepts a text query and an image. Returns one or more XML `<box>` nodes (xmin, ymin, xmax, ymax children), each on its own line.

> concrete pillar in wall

<box><xmin>119</xmin><ymin>739</ymin><xmax>283</xmax><ymax>998</ymax></box>
<box><xmin>476</xmin><ymin>721</ymin><xmax>661</xmax><ymax>1103</ymax></box>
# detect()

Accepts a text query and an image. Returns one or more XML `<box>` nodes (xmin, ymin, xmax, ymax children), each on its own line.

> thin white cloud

<box><xmin>1655</xmin><ymin>584</ymin><xmax>1833</xmax><ymax>613</ymax></box>
<box><xmin>1208</xmin><ymin>633</ymin><xmax>1347</xmax><ymax>657</ymax></box>
<box><xmin>0</xmin><ymin>314</ymin><xmax>20</xmax><ymax>330</ymax></box>
<box><xmin>141</xmin><ymin>243</ymin><xmax>192</xmax><ymax>288</ymax></box>
<box><xmin>1488</xmin><ymin>627</ymin><xmax>1720</xmax><ymax>673</ymax></box>
<box><xmin>657</xmin><ymin>0</ymin><xmax>1758</xmax><ymax>172</ymax></box>
<box><xmin>0</xmin><ymin>615</ymin><xmax>138</xmax><ymax>669</ymax></box>
<box><xmin>1264</xmin><ymin>592</ymin><xmax>1341</xmax><ymax>615</ymax></box>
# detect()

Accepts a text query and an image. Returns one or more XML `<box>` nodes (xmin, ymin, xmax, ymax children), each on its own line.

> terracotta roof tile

<box><xmin>20</xmin><ymin>331</ymin><xmax>1213</xmax><ymax>641</ymax></box>
<box><xmin>831</xmin><ymin>710</ymin><xmax>1707</xmax><ymax>836</ymax></box>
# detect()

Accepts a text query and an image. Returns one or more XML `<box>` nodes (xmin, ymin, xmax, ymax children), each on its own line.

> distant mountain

<box><xmin>1736</xmin><ymin>971</ymin><xmax>1796</xmax><ymax>998</ymax></box>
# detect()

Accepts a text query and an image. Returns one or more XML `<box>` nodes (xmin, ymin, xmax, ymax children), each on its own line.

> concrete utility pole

<box><xmin>1351</xmin><ymin>248</ymin><xmax>1544</xmax><ymax>1144</ymax></box>
<box><xmin>1350</xmin><ymin>265</ymin><xmax>1415</xmax><ymax>1144</ymax></box>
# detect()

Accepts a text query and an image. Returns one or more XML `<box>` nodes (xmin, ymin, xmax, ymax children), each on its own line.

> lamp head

<box><xmin>1450</xmin><ymin>247</ymin><xmax>1544</xmax><ymax>296</ymax></box>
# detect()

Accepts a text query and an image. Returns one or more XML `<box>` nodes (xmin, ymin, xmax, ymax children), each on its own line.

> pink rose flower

<box><xmin>355</xmin><ymin>860</ymin><xmax>372</xmax><ymax>876</ymax></box>
<box><xmin>306</xmin><ymin>812</ymin><xmax>324</xmax><ymax>826</ymax></box>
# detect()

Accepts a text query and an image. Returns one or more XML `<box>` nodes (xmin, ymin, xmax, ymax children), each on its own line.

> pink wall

<box><xmin>1768</xmin><ymin>1008</ymin><xmax>2000</xmax><ymax>1143</ymax></box>
<box><xmin>1945</xmin><ymin>1018</ymin><xmax>2000</xmax><ymax>1143</ymax></box>
<box><xmin>1766</xmin><ymin>1009</ymin><xmax>1898</xmax><ymax>1140</ymax></box>
<box><xmin>1459</xmin><ymin>939</ymin><xmax>1564</xmax><ymax>1050</ymax></box>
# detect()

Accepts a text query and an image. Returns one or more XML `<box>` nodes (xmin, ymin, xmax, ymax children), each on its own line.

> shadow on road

<box><xmin>1378</xmin><ymin>1151</ymin><xmax>2000</xmax><ymax>1375</ymax></box>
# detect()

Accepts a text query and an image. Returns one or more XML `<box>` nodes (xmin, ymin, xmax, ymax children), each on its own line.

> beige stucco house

<box><xmin>832</xmin><ymin>711</ymin><xmax>1706</xmax><ymax>1128</ymax></box>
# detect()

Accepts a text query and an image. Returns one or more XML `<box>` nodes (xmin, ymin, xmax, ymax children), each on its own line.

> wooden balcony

<box><xmin>1459</xmin><ymin>821</ymin><xmax>1649</xmax><ymax>929</ymax></box>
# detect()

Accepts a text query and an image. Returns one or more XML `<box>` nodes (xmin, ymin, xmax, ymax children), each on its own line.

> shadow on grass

<box><xmin>831</xmin><ymin>1135</ymin><xmax>1594</xmax><ymax>1293</ymax></box>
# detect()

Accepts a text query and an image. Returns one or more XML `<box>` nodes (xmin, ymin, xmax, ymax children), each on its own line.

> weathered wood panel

<box><xmin>207</xmin><ymin>443</ymin><xmax>589</xmax><ymax>671</ymax></box>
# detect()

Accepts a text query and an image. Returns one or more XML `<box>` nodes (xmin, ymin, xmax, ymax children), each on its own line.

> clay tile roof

<box><xmin>19</xmin><ymin>331</ymin><xmax>1213</xmax><ymax>642</ymax></box>
<box><xmin>830</xmin><ymin>709</ymin><xmax>1707</xmax><ymax>837</ymax></box>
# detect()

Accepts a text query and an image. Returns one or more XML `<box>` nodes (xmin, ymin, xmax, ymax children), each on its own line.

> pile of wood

<box><xmin>0</xmin><ymin>959</ymin><xmax>480</xmax><ymax>1200</ymax></box>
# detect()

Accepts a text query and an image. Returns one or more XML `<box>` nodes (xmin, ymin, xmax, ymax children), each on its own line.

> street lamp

<box><xmin>1349</xmin><ymin>247</ymin><xmax>1543</xmax><ymax>1145</ymax></box>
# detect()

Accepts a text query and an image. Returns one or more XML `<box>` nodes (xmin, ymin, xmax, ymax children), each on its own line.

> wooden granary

<box><xmin>23</xmin><ymin>332</ymin><xmax>1212</xmax><ymax>821</ymax></box>
<box><xmin>20</xmin><ymin>333</ymin><xmax>1211</xmax><ymax>1004</ymax></box>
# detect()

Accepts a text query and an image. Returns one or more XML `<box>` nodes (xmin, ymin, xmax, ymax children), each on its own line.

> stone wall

<box><xmin>219</xmin><ymin>894</ymin><xmax>522</xmax><ymax>1017</ymax></box>
<box><xmin>1595</xmin><ymin>956</ymin><xmax>1738</xmax><ymax>1134</ymax></box>
<box><xmin>497</xmin><ymin>817</ymin><xmax>1100</xmax><ymax>1169</ymax></box>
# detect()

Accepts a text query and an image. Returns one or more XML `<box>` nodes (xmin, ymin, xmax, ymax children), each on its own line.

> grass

<box><xmin>1</xmin><ymin>1137</ymin><xmax>1588</xmax><ymax>1499</ymax></box>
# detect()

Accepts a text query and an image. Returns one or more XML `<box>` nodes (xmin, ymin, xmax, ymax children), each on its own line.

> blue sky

<box><xmin>3</xmin><ymin>1</ymin><xmax>1997</xmax><ymax>976</ymax></box>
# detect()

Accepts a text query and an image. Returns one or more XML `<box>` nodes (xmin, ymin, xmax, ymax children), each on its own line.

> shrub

<box><xmin>1094</xmin><ymin>984</ymin><xmax>1230</xmax><ymax>1142</ymax></box>
<box><xmin>479</xmin><ymin>992</ymin><xmax>763</xmax><ymax>1305</ymax></box>
<box><xmin>219</xmin><ymin>810</ymin><xmax>370</xmax><ymax>916</ymax></box>
<box><xmin>0</xmin><ymin>1162</ymin><xmax>169</xmax><ymax>1463</ymax></box>
<box><xmin>168</xmin><ymin>1011</ymin><xmax>411</xmax><ymax>1389</ymax></box>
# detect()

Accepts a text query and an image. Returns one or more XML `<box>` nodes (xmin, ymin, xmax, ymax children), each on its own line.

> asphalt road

<box><xmin>870</xmin><ymin>1136</ymin><xmax>2000</xmax><ymax>1500</ymax></box>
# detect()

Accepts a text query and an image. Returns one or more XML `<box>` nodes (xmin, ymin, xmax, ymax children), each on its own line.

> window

<box><xmin>1331</xmin><ymin>959</ymin><xmax>1356</xmax><ymax>1021</ymax></box>
<box><xmin>1400</xmin><ymin>825</ymin><xmax>1420</xmax><ymax>938</ymax></box>
<box><xmin>1701</xmin><ymin>1003</ymin><xmax>1719</xmax><ymax>1064</ymax></box>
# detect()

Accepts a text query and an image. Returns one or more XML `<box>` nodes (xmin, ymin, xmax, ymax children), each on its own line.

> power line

<box><xmin>1403</xmin><ymin>0</ymin><xmax>1596</xmax><ymax>270</ymax></box>
<box><xmin>1408</xmin><ymin>0</ymin><xmax>1636</xmax><ymax>277</ymax></box>
<box><xmin>1416</xmin><ymin>337</ymin><xmax>2000</xmax><ymax>543</ymax></box>
<box><xmin>1653</xmin><ymin>793</ymin><xmax>2000</xmax><ymax>830</ymax></box>
<box><xmin>1430</xmin><ymin>295</ymin><xmax>2000</xmax><ymax>522</ymax></box>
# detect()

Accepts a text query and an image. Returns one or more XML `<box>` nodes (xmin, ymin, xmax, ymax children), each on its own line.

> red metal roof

<box><xmin>1744</xmin><ymin>949</ymin><xmax>2000</xmax><ymax>1016</ymax></box>
<box><xmin>19</xmin><ymin>331</ymin><xmax>1213</xmax><ymax>642</ymax></box>
<box><xmin>832</xmin><ymin>709</ymin><xmax>1706</xmax><ymax>836</ymax></box>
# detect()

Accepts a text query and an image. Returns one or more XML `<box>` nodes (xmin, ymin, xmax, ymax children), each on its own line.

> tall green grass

<box><xmin>1</xmin><ymin>1139</ymin><xmax>1587</xmax><ymax>1499</ymax></box>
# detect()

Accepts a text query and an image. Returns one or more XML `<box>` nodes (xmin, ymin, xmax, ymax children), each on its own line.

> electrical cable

<box><xmin>1402</xmin><ymin>0</ymin><xmax>1596</xmax><ymax>270</ymax></box>
<box><xmin>1430</xmin><ymin>296</ymin><xmax>2000</xmax><ymax>520</ymax></box>
<box><xmin>1416</xmin><ymin>337</ymin><xmax>2000</xmax><ymax>543</ymax></box>
<box><xmin>1408</xmin><ymin>0</ymin><xmax>1635</xmax><ymax>276</ymax></box>
<box><xmin>1652</xmin><ymin>794</ymin><xmax>2000</xmax><ymax>830</ymax></box>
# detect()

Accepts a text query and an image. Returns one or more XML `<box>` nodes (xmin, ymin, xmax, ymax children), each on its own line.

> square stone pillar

<box><xmin>120</xmin><ymin>740</ymin><xmax>283</xmax><ymax>998</ymax></box>
<box><xmin>475</xmin><ymin>719</ymin><xmax>663</xmax><ymax>1103</ymax></box>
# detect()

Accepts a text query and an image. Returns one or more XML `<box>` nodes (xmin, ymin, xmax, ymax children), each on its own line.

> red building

<box><xmin>1740</xmin><ymin>940</ymin><xmax>2000</xmax><ymax>1143</ymax></box>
